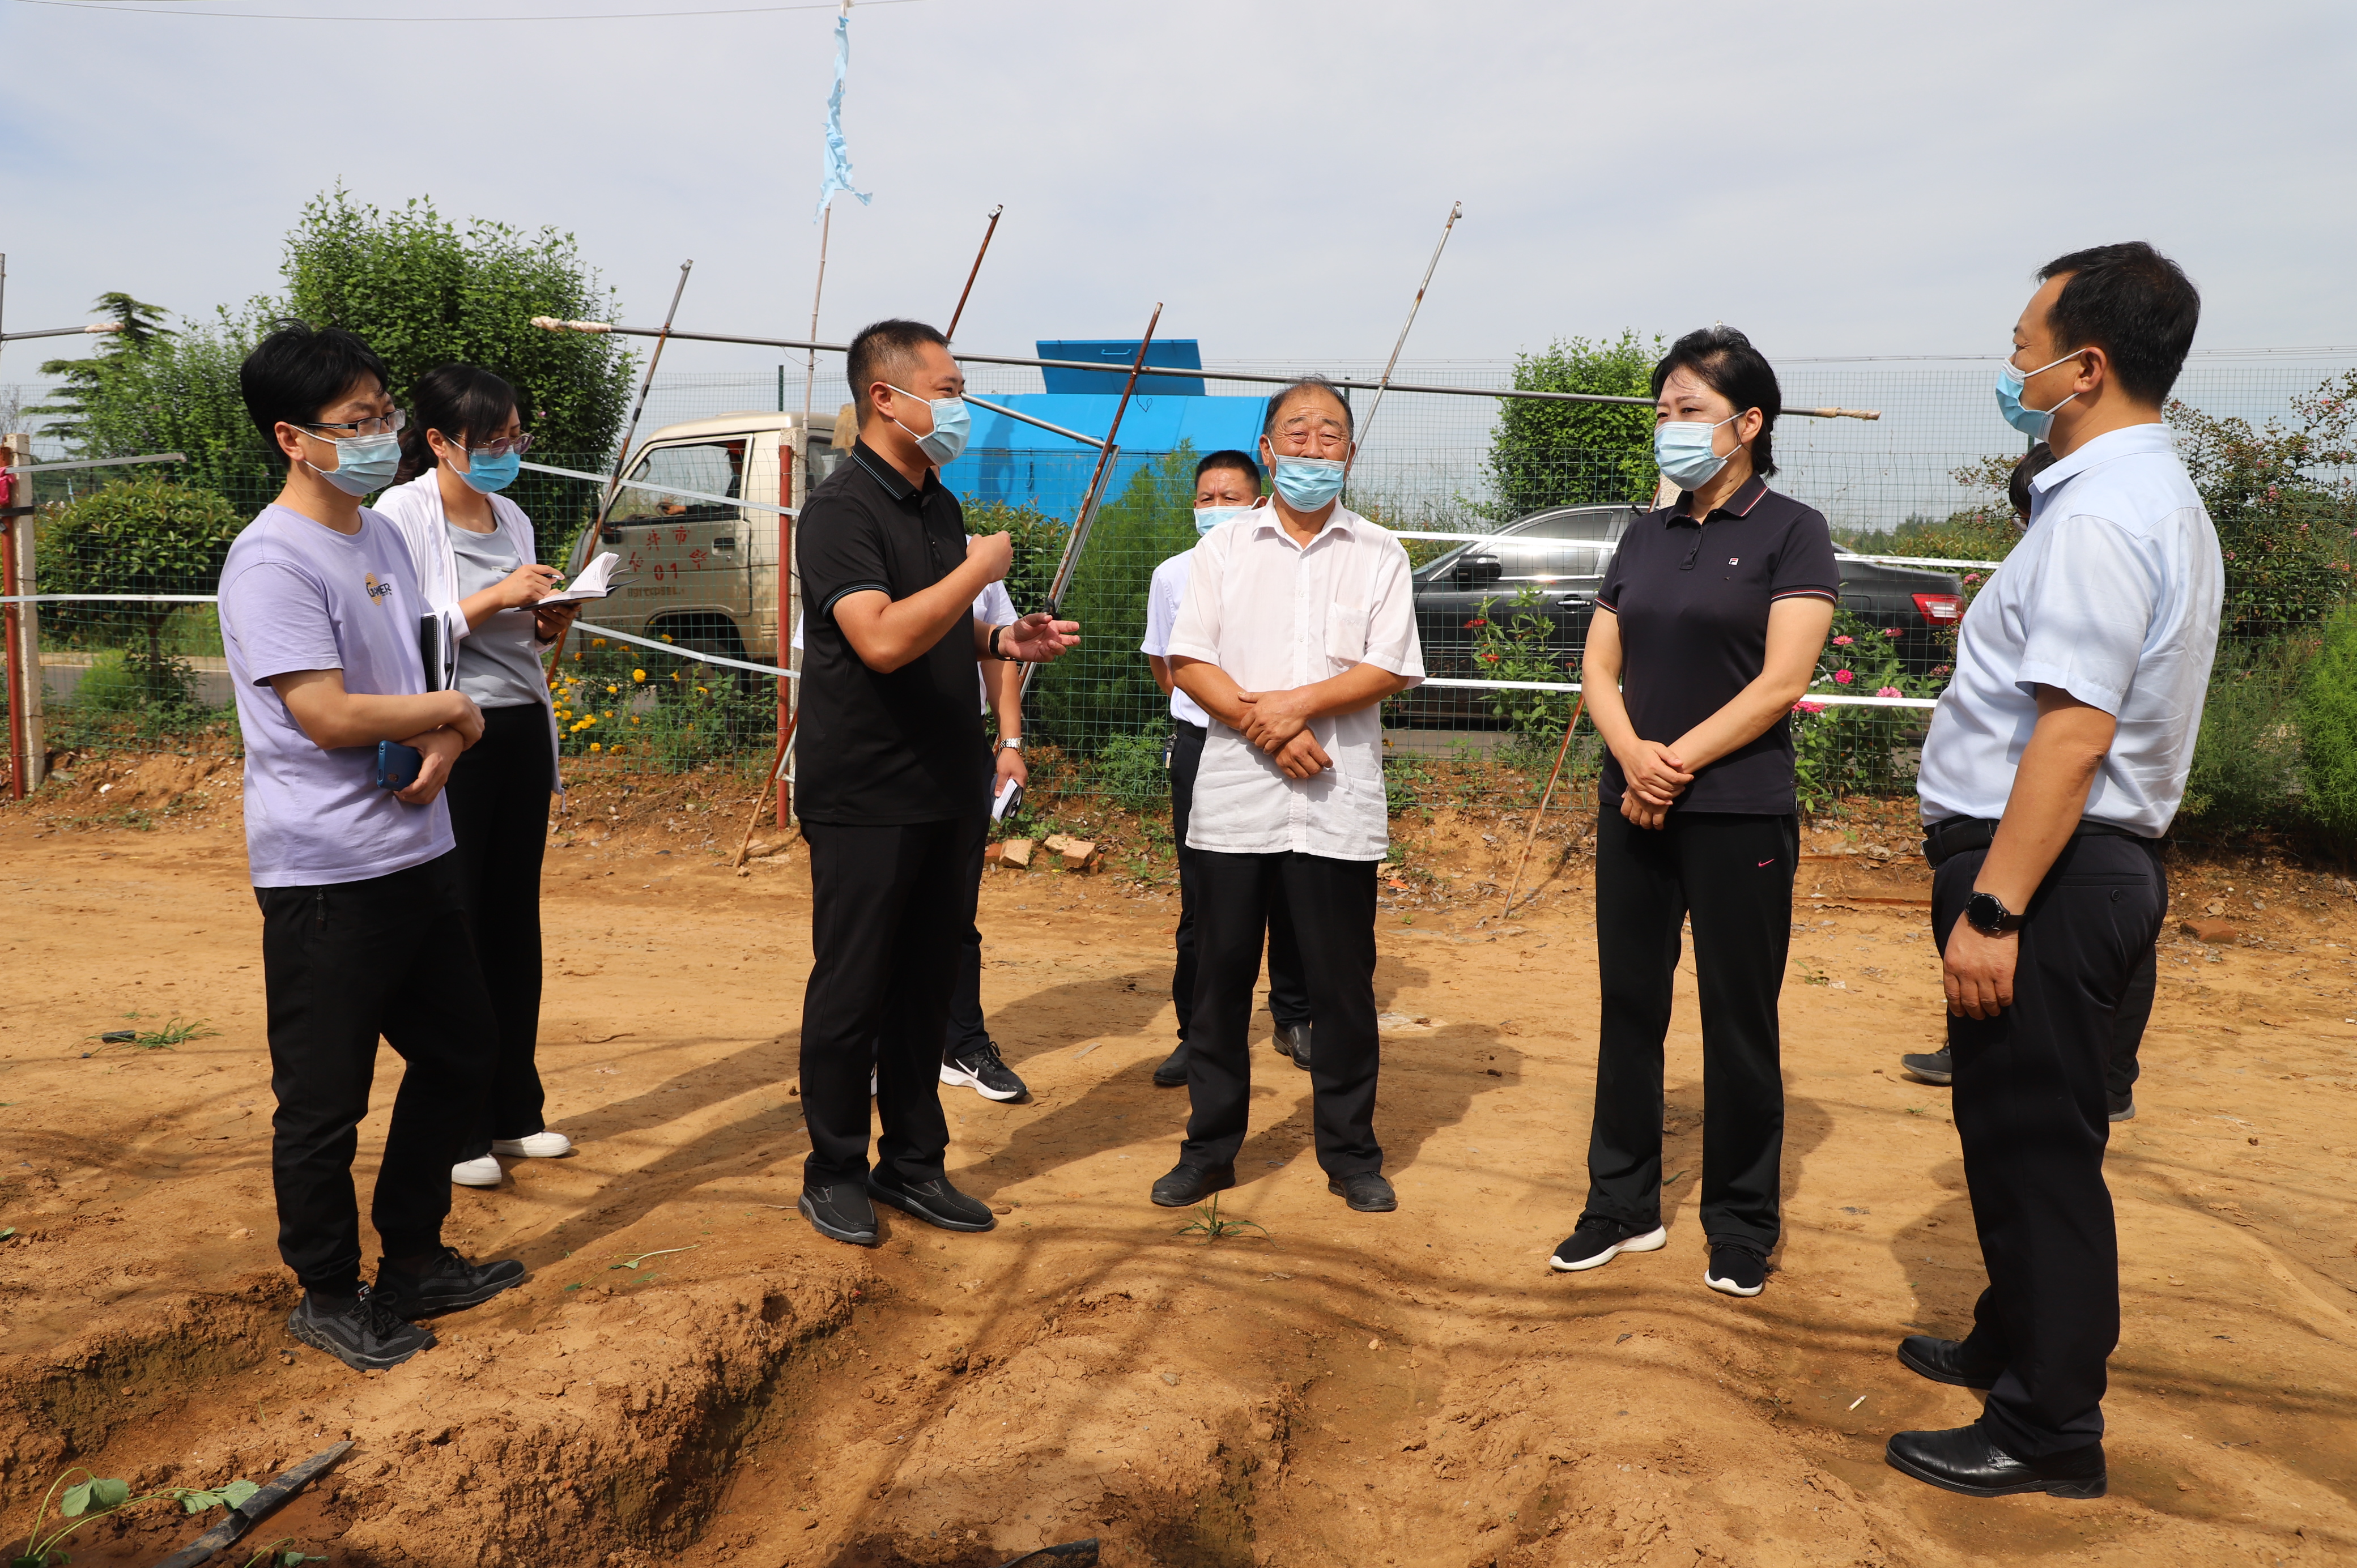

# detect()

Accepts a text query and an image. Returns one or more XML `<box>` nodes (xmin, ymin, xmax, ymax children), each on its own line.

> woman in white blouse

<box><xmin>378</xmin><ymin>364</ymin><xmax>580</xmax><ymax>1188</ymax></box>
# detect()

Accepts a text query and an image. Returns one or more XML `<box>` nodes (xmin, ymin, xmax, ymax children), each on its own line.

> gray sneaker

<box><xmin>1900</xmin><ymin>1049</ymin><xmax>1952</xmax><ymax>1086</ymax></box>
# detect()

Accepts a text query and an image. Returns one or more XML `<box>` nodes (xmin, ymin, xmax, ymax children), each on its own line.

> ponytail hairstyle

<box><xmin>394</xmin><ymin>363</ymin><xmax>525</xmax><ymax>485</ymax></box>
<box><xmin>1649</xmin><ymin>326</ymin><xmax>1782</xmax><ymax>479</ymax></box>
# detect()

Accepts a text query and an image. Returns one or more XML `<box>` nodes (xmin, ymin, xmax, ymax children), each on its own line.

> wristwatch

<box><xmin>1965</xmin><ymin>890</ymin><xmax>2023</xmax><ymax>936</ymax></box>
<box><xmin>998</xmin><ymin>736</ymin><xmax>1023</xmax><ymax>751</ymax></box>
<box><xmin>990</xmin><ymin>624</ymin><xmax>1016</xmax><ymax>662</ymax></box>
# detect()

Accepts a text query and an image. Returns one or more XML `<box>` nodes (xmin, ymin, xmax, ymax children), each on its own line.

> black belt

<box><xmin>1921</xmin><ymin>815</ymin><xmax>2154</xmax><ymax>869</ymax></box>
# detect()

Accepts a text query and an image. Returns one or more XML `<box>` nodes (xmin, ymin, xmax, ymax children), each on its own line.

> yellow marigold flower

<box><xmin>660</xmin><ymin>634</ymin><xmax>674</xmax><ymax>643</ymax></box>
<box><xmin>593</xmin><ymin>638</ymin><xmax>607</xmax><ymax>648</ymax></box>
<box><xmin>670</xmin><ymin>671</ymin><xmax>680</xmax><ymax>682</ymax></box>
<box><xmin>632</xmin><ymin>670</ymin><xmax>645</xmax><ymax>683</ymax></box>
<box><xmin>589</xmin><ymin>742</ymin><xmax>602</xmax><ymax>752</ymax></box>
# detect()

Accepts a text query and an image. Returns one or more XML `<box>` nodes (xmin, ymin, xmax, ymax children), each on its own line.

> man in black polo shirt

<box><xmin>794</xmin><ymin>317</ymin><xmax>1078</xmax><ymax>1247</ymax></box>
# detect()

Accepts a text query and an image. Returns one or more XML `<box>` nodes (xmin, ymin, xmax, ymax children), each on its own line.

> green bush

<box><xmin>2180</xmin><ymin>638</ymin><xmax>2308</xmax><ymax>829</ymax></box>
<box><xmin>2297</xmin><ymin>610</ymin><xmax>2357</xmax><ymax>847</ymax></box>
<box><xmin>1479</xmin><ymin>331</ymin><xmax>1662</xmax><ymax>519</ymax></box>
<box><xmin>37</xmin><ymin>479</ymin><xmax>243</xmax><ymax>719</ymax></box>
<box><xmin>1468</xmin><ymin>586</ymin><xmax>1577</xmax><ymax>742</ymax></box>
<box><xmin>73</xmin><ymin>650</ymin><xmax>141</xmax><ymax>711</ymax></box>
<box><xmin>1791</xmin><ymin>610</ymin><xmax>1941</xmax><ymax>809</ymax></box>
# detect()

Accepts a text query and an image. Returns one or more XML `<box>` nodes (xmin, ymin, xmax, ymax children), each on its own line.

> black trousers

<box><xmin>2107</xmin><ymin>944</ymin><xmax>2155</xmax><ymax>1105</ymax></box>
<box><xmin>1169</xmin><ymin>721</ymin><xmax>1309</xmax><ymax>1039</ymax></box>
<box><xmin>1584</xmin><ymin>809</ymin><xmax>1795</xmax><ymax>1255</ymax></box>
<box><xmin>945</xmin><ymin>753</ymin><xmax>995</xmax><ymax>1063</ymax></box>
<box><xmin>1182</xmin><ymin>851</ymin><xmax>1381</xmax><ymax>1177</ymax></box>
<box><xmin>256</xmin><ymin>853</ymin><xmax>496</xmax><ymax>1296</ymax></box>
<box><xmin>1936</xmin><ymin>833</ymin><xmax>2164</xmax><ymax>1459</ymax></box>
<box><xmin>443</xmin><ymin>702</ymin><xmax>554</xmax><ymax>1159</ymax></box>
<box><xmin>801</xmin><ymin>813</ymin><xmax>983</xmax><ymax>1188</ymax></box>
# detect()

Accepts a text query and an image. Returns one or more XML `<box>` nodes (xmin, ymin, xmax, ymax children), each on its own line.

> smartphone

<box><xmin>376</xmin><ymin>740</ymin><xmax>424</xmax><ymax>791</ymax></box>
<box><xmin>992</xmin><ymin>778</ymin><xmax>1023</xmax><ymax>823</ymax></box>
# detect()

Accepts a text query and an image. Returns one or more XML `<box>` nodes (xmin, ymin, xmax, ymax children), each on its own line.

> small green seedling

<box><xmin>610</xmin><ymin>1245</ymin><xmax>696</xmax><ymax>1270</ymax></box>
<box><xmin>88</xmin><ymin>1018</ymin><xmax>218</xmax><ymax>1053</ymax></box>
<box><xmin>240</xmin><ymin>1537</ymin><xmax>326</xmax><ymax>1568</ymax></box>
<box><xmin>1173</xmin><ymin>1193</ymin><xmax>1268</xmax><ymax>1245</ymax></box>
<box><xmin>10</xmin><ymin>1468</ymin><xmax>261</xmax><ymax>1568</ymax></box>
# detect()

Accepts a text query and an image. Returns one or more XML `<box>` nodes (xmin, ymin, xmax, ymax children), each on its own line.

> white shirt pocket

<box><xmin>1326</xmin><ymin>599</ymin><xmax>1371</xmax><ymax>675</ymax></box>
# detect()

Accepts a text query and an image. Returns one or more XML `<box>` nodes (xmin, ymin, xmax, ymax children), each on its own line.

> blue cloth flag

<box><xmin>814</xmin><ymin>11</ymin><xmax>872</xmax><ymax>223</ymax></box>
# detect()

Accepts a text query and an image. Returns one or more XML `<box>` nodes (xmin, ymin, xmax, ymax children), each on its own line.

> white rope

<box><xmin>569</xmin><ymin>620</ymin><xmax>797</xmax><ymax>679</ymax></box>
<box><xmin>1420</xmin><ymin>676</ymin><xmax>1937</xmax><ymax>710</ymax></box>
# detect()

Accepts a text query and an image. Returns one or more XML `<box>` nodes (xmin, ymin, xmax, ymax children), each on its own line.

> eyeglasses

<box><xmin>458</xmin><ymin>432</ymin><xmax>535</xmax><ymax>459</ymax></box>
<box><xmin>299</xmin><ymin>408</ymin><xmax>407</xmax><ymax>438</ymax></box>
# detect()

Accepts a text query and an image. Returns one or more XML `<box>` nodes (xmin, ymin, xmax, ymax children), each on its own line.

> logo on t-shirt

<box><xmin>364</xmin><ymin>572</ymin><xmax>392</xmax><ymax>605</ymax></box>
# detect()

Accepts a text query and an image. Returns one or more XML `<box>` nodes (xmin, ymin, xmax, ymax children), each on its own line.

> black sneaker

<box><xmin>1275</xmin><ymin>1022</ymin><xmax>1313</xmax><ymax>1071</ymax></box>
<box><xmin>1900</xmin><ymin>1049</ymin><xmax>1953</xmax><ymax>1086</ymax></box>
<box><xmin>1150</xmin><ymin>1162</ymin><xmax>1235</xmax><ymax>1208</ymax></box>
<box><xmin>286</xmin><ymin>1284</ymin><xmax>435</xmax><ymax>1371</ymax></box>
<box><xmin>2107</xmin><ymin>1096</ymin><xmax>2136</xmax><ymax>1122</ymax></box>
<box><xmin>373</xmin><ymin>1247</ymin><xmax>526</xmax><ymax>1320</ymax></box>
<box><xmin>1705</xmin><ymin>1243</ymin><xmax>1768</xmax><ymax>1297</ymax></box>
<box><xmin>1152</xmin><ymin>1042</ymin><xmax>1190</xmax><ymax>1088</ymax></box>
<box><xmin>940</xmin><ymin>1041</ymin><xmax>1027</xmax><ymax>1102</ymax></box>
<box><xmin>1548</xmin><ymin>1217</ymin><xmax>1667</xmax><ymax>1273</ymax></box>
<box><xmin>867</xmin><ymin>1172</ymin><xmax>997</xmax><ymax>1233</ymax></box>
<box><xmin>800</xmin><ymin>1182</ymin><xmax>880</xmax><ymax>1247</ymax></box>
<box><xmin>1328</xmin><ymin>1172</ymin><xmax>1397</xmax><ymax>1212</ymax></box>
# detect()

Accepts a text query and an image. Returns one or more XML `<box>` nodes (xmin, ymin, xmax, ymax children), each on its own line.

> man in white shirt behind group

<box><xmin>1155</xmin><ymin>378</ymin><xmax>1424</xmax><ymax>1215</ymax></box>
<box><xmin>1141</xmin><ymin>449</ymin><xmax>1315</xmax><ymax>1090</ymax></box>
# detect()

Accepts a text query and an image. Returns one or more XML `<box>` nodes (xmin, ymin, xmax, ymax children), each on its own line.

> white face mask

<box><xmin>1193</xmin><ymin>505</ymin><xmax>1247</xmax><ymax>535</ymax></box>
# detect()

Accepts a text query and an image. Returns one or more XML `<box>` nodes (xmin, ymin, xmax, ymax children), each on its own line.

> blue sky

<box><xmin>5</xmin><ymin>0</ymin><xmax>2355</xmax><ymax>388</ymax></box>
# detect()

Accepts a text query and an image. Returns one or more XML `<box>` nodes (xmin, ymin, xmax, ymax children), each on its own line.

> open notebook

<box><xmin>538</xmin><ymin>551</ymin><xmax>630</xmax><ymax>606</ymax></box>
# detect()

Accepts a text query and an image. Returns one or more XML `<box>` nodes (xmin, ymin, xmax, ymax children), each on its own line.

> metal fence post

<box><xmin>2</xmin><ymin>431</ymin><xmax>41</xmax><ymax>796</ymax></box>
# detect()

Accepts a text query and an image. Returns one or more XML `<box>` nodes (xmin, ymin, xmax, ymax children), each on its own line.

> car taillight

<box><xmin>1913</xmin><ymin>593</ymin><xmax>1962</xmax><ymax>624</ymax></box>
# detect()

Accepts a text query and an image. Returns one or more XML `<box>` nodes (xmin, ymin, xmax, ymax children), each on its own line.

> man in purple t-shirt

<box><xmin>221</xmin><ymin>323</ymin><xmax>524</xmax><ymax>1371</ymax></box>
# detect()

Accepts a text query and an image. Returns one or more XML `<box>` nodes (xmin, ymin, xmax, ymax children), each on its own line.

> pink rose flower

<box><xmin>1883</xmin><ymin>627</ymin><xmax>1903</xmax><ymax>638</ymax></box>
<box><xmin>1876</xmin><ymin>685</ymin><xmax>1902</xmax><ymax>698</ymax></box>
<box><xmin>1832</xmin><ymin>635</ymin><xmax>1854</xmax><ymax>646</ymax></box>
<box><xmin>1833</xmin><ymin>669</ymin><xmax>1856</xmax><ymax>685</ymax></box>
<box><xmin>1793</xmin><ymin>700</ymin><xmax>1827</xmax><ymax>715</ymax></box>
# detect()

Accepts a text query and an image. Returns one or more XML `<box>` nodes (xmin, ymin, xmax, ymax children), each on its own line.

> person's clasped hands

<box><xmin>1615</xmin><ymin>736</ymin><xmax>1694</xmax><ymax>829</ymax></box>
<box><xmin>1233</xmin><ymin>688</ymin><xmax>1333</xmax><ymax>781</ymax></box>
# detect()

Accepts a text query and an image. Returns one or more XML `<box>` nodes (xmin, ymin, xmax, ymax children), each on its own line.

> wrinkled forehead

<box><xmin>1267</xmin><ymin>388</ymin><xmax>1350</xmax><ymax>437</ymax></box>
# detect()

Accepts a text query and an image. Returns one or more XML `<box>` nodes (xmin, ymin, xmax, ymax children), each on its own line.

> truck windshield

<box><xmin>612</xmin><ymin>441</ymin><xmax>746</xmax><ymax>521</ymax></box>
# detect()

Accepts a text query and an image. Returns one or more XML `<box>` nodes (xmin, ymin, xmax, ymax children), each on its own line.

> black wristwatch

<box><xmin>1965</xmin><ymin>890</ymin><xmax>2024</xmax><ymax>936</ymax></box>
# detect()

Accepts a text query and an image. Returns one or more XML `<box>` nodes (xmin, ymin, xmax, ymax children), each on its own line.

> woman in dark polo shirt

<box><xmin>1550</xmin><ymin>326</ymin><xmax>1837</xmax><ymax>1299</ymax></box>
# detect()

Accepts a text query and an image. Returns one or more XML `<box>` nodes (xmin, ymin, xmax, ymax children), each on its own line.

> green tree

<box><xmin>36</xmin><ymin>478</ymin><xmax>245</xmax><ymax>709</ymax></box>
<box><xmin>31</xmin><ymin>292</ymin><xmax>177</xmax><ymax>446</ymax></box>
<box><xmin>1480</xmin><ymin>331</ymin><xmax>1662</xmax><ymax>519</ymax></box>
<box><xmin>35</xmin><ymin>302</ymin><xmax>275</xmax><ymax>495</ymax></box>
<box><xmin>280</xmin><ymin>188</ymin><xmax>633</xmax><ymax>461</ymax></box>
<box><xmin>2167</xmin><ymin>370</ymin><xmax>2357</xmax><ymax>637</ymax></box>
<box><xmin>2297</xmin><ymin>607</ymin><xmax>2357</xmax><ymax>849</ymax></box>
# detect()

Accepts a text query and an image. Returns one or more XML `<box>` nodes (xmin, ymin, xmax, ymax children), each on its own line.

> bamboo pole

<box><xmin>1350</xmin><ymin>201</ymin><xmax>1461</xmax><ymax>472</ymax></box>
<box><xmin>1500</xmin><ymin>694</ymin><xmax>1586</xmax><ymax>919</ymax></box>
<box><xmin>731</xmin><ymin>716</ymin><xmax>799</xmax><ymax>869</ymax></box>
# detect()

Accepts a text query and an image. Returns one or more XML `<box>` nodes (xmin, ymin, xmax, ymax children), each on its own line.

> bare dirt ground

<box><xmin>3</xmin><ymin>753</ymin><xmax>2355</xmax><ymax>1567</ymax></box>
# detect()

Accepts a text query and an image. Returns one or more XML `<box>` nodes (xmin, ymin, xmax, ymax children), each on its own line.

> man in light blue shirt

<box><xmin>1887</xmin><ymin>243</ymin><xmax>2219</xmax><ymax>1502</ymax></box>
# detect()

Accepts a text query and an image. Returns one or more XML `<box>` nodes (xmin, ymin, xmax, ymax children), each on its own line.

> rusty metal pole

<box><xmin>945</xmin><ymin>204</ymin><xmax>1002</xmax><ymax>342</ymax></box>
<box><xmin>1501</xmin><ymin>693</ymin><xmax>1586</xmax><ymax>919</ymax></box>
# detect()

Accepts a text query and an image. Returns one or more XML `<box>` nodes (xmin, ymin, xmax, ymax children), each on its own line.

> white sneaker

<box><xmin>870</xmin><ymin>1068</ymin><xmax>878</xmax><ymax>1098</ymax></box>
<box><xmin>491</xmin><ymin>1130</ymin><xmax>573</xmax><ymax>1158</ymax></box>
<box><xmin>452</xmin><ymin>1154</ymin><xmax>504</xmax><ymax>1187</ymax></box>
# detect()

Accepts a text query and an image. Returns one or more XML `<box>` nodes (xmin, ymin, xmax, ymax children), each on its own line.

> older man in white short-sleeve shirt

<box><xmin>1154</xmin><ymin>377</ymin><xmax>1424</xmax><ymax>1215</ymax></box>
<box><xmin>1887</xmin><ymin>243</ymin><xmax>2220</xmax><ymax>1503</ymax></box>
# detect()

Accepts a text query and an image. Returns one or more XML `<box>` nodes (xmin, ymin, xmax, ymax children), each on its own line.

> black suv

<box><xmin>1401</xmin><ymin>505</ymin><xmax>1962</xmax><ymax>725</ymax></box>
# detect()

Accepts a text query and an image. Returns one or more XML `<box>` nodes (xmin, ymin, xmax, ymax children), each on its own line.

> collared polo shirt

<box><xmin>1917</xmin><ymin>423</ymin><xmax>2223</xmax><ymax>838</ymax></box>
<box><xmin>1595</xmin><ymin>476</ymin><xmax>1839</xmax><ymax>816</ymax></box>
<box><xmin>795</xmin><ymin>439</ymin><xmax>986</xmax><ymax>825</ymax></box>
<box><xmin>1165</xmin><ymin>503</ymin><xmax>1424</xmax><ymax>860</ymax></box>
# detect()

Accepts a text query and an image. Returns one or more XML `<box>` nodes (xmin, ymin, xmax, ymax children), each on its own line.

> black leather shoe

<box><xmin>1152</xmin><ymin>1042</ymin><xmax>1190</xmax><ymax>1088</ymax></box>
<box><xmin>1328</xmin><ymin>1172</ymin><xmax>1397</xmax><ymax>1212</ymax></box>
<box><xmin>1151</xmin><ymin>1162</ymin><xmax>1235</xmax><ymax>1208</ymax></box>
<box><xmin>1275</xmin><ymin>1022</ymin><xmax>1313</xmax><ymax>1071</ymax></box>
<box><xmin>1897</xmin><ymin>1333</ymin><xmax>2002</xmax><ymax>1390</ymax></box>
<box><xmin>1885</xmin><ymin>1423</ymin><xmax>2104</xmax><ymax>1498</ymax></box>
<box><xmin>799</xmin><ymin>1182</ymin><xmax>880</xmax><ymax>1246</ymax></box>
<box><xmin>372</xmin><ymin>1247</ymin><xmax>526</xmax><ymax>1320</ymax></box>
<box><xmin>867</xmin><ymin>1173</ymin><xmax>996</xmax><ymax>1233</ymax></box>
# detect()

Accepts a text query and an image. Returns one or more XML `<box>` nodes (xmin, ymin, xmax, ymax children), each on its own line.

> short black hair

<box><xmin>846</xmin><ymin>318</ymin><xmax>950</xmax><ymax>423</ymax></box>
<box><xmin>239</xmin><ymin>320</ymin><xmax>390</xmax><ymax>461</ymax></box>
<box><xmin>395</xmin><ymin>363</ymin><xmax>523</xmax><ymax>486</ymax></box>
<box><xmin>1649</xmin><ymin>326</ymin><xmax>1782</xmax><ymax>478</ymax></box>
<box><xmin>2036</xmin><ymin>241</ymin><xmax>2201</xmax><ymax>405</ymax></box>
<box><xmin>1194</xmin><ymin>449</ymin><xmax>1262</xmax><ymax>489</ymax></box>
<box><xmin>2007</xmin><ymin>441</ymin><xmax>2058</xmax><ymax>519</ymax></box>
<box><xmin>1260</xmin><ymin>376</ymin><xmax>1353</xmax><ymax>440</ymax></box>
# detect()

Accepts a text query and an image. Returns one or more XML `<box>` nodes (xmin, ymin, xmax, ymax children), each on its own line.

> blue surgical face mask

<box><xmin>887</xmin><ymin>384</ymin><xmax>971</xmax><ymax>465</ymax></box>
<box><xmin>1269</xmin><ymin>455</ymin><xmax>1346</xmax><ymax>512</ymax></box>
<box><xmin>1653</xmin><ymin>412</ymin><xmax>1742</xmax><ymax>491</ymax></box>
<box><xmin>1193</xmin><ymin>505</ymin><xmax>1246</xmax><ymax>535</ymax></box>
<box><xmin>305</xmin><ymin>431</ymin><xmax>402</xmax><ymax>497</ymax></box>
<box><xmin>454</xmin><ymin>443</ymin><xmax>521</xmax><ymax>495</ymax></box>
<box><xmin>1994</xmin><ymin>349</ymin><xmax>2087</xmax><ymax>440</ymax></box>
